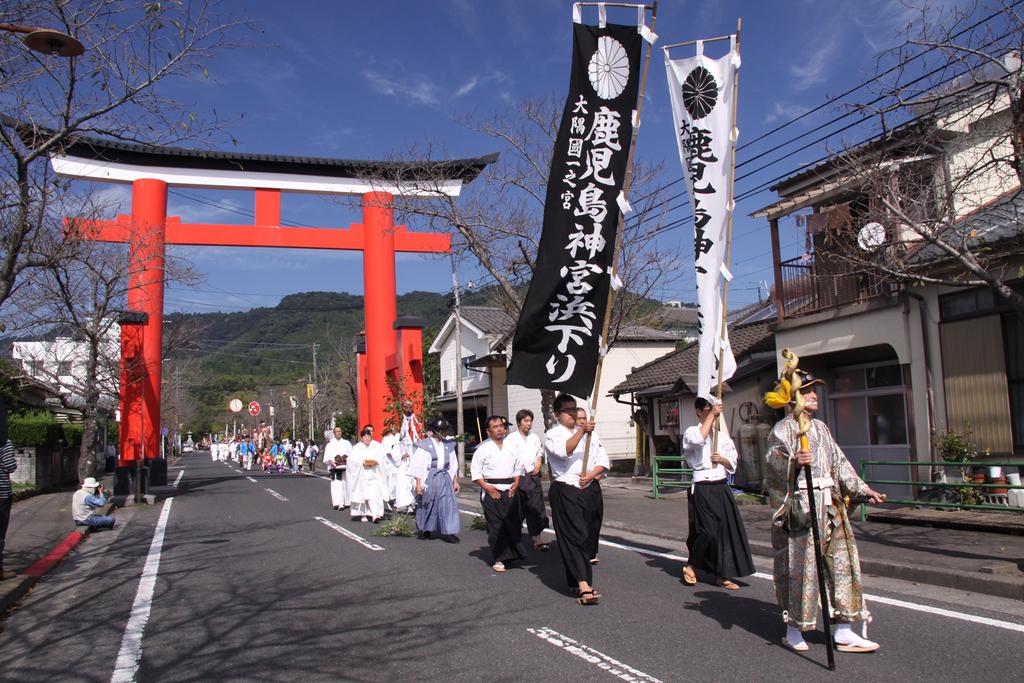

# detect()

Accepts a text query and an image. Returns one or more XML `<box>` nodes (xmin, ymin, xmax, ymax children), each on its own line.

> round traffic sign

<box><xmin>248</xmin><ymin>401</ymin><xmax>261</xmax><ymax>416</ymax></box>
<box><xmin>229</xmin><ymin>398</ymin><xmax>243</xmax><ymax>413</ymax></box>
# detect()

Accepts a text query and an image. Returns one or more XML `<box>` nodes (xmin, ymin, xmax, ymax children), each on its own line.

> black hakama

<box><xmin>686</xmin><ymin>479</ymin><xmax>755</xmax><ymax>579</ymax></box>
<box><xmin>517</xmin><ymin>472</ymin><xmax>550</xmax><ymax>537</ymax></box>
<box><xmin>549</xmin><ymin>481</ymin><xmax>597</xmax><ymax>588</ymax></box>
<box><xmin>481</xmin><ymin>484</ymin><xmax>526</xmax><ymax>564</ymax></box>
<box><xmin>582</xmin><ymin>478</ymin><xmax>603</xmax><ymax>560</ymax></box>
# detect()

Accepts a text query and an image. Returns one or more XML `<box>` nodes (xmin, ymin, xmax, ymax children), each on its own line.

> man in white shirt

<box><xmin>506</xmin><ymin>409</ymin><xmax>550</xmax><ymax>552</ymax></box>
<box><xmin>323</xmin><ymin>427</ymin><xmax>352</xmax><ymax>510</ymax></box>
<box><xmin>544</xmin><ymin>394</ymin><xmax>609</xmax><ymax>605</ymax></box>
<box><xmin>680</xmin><ymin>397</ymin><xmax>754</xmax><ymax>590</ymax></box>
<box><xmin>471</xmin><ymin>415</ymin><xmax>526</xmax><ymax>573</ymax></box>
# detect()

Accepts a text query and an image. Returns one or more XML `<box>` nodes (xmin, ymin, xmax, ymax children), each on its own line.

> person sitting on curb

<box><xmin>72</xmin><ymin>478</ymin><xmax>115</xmax><ymax>530</ymax></box>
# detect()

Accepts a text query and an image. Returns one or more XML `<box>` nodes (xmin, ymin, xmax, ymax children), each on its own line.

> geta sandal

<box><xmin>576</xmin><ymin>589</ymin><xmax>601</xmax><ymax>605</ymax></box>
<box><xmin>717</xmin><ymin>578</ymin><xmax>740</xmax><ymax>590</ymax></box>
<box><xmin>681</xmin><ymin>566</ymin><xmax>697</xmax><ymax>586</ymax></box>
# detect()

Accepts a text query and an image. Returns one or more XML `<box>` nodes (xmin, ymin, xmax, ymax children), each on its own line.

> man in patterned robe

<box><xmin>764</xmin><ymin>373</ymin><xmax>885</xmax><ymax>654</ymax></box>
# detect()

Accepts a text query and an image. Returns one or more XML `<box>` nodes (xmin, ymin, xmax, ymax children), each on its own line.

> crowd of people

<box><xmin>201</xmin><ymin>379</ymin><xmax>885</xmax><ymax>654</ymax></box>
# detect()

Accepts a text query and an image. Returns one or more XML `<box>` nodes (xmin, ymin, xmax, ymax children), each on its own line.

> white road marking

<box><xmin>528</xmin><ymin>626</ymin><xmax>662</xmax><ymax>682</ymax></box>
<box><xmin>458</xmin><ymin>509</ymin><xmax>1024</xmax><ymax>634</ymax></box>
<box><xmin>110</xmin><ymin>498</ymin><xmax>174</xmax><ymax>683</ymax></box>
<box><xmin>172</xmin><ymin>470</ymin><xmax>184</xmax><ymax>487</ymax></box>
<box><xmin>265</xmin><ymin>488</ymin><xmax>288</xmax><ymax>502</ymax></box>
<box><xmin>314</xmin><ymin>516</ymin><xmax>385</xmax><ymax>551</ymax></box>
<box><xmin>246</xmin><ymin>476</ymin><xmax>257</xmax><ymax>483</ymax></box>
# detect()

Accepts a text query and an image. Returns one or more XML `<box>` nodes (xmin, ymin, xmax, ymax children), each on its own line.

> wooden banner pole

<box><xmin>712</xmin><ymin>17</ymin><xmax>742</xmax><ymax>454</ymax></box>
<box><xmin>581</xmin><ymin>1</ymin><xmax>659</xmax><ymax>475</ymax></box>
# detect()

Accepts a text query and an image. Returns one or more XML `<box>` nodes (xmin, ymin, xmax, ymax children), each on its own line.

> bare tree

<box><xmin>13</xmin><ymin>227</ymin><xmax>200</xmax><ymax>479</ymax></box>
<box><xmin>820</xmin><ymin>1</ymin><xmax>1024</xmax><ymax>322</ymax></box>
<box><xmin>369</xmin><ymin>96</ymin><xmax>681</xmax><ymax>423</ymax></box>
<box><xmin>0</xmin><ymin>0</ymin><xmax>251</xmax><ymax>317</ymax></box>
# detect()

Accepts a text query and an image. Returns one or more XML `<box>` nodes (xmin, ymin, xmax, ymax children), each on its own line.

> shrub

<box><xmin>8</xmin><ymin>411</ymin><xmax>64</xmax><ymax>447</ymax></box>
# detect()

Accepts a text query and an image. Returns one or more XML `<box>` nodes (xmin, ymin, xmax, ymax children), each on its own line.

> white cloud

<box><xmin>763</xmin><ymin>101</ymin><xmax>811</xmax><ymax>125</ymax></box>
<box><xmin>363</xmin><ymin>67</ymin><xmax>439</xmax><ymax>106</ymax></box>
<box><xmin>456</xmin><ymin>75</ymin><xmax>480</xmax><ymax>97</ymax></box>
<box><xmin>789</xmin><ymin>34</ymin><xmax>842</xmax><ymax>91</ymax></box>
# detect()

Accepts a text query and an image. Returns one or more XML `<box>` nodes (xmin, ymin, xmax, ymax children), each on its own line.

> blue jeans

<box><xmin>77</xmin><ymin>514</ymin><xmax>115</xmax><ymax>530</ymax></box>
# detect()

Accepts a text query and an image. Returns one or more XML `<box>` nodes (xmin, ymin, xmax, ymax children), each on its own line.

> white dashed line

<box><xmin>246</xmin><ymin>476</ymin><xmax>257</xmax><ymax>483</ymax></box>
<box><xmin>528</xmin><ymin>626</ymin><xmax>662</xmax><ymax>682</ymax></box>
<box><xmin>314</xmin><ymin>516</ymin><xmax>385</xmax><ymax>551</ymax></box>
<box><xmin>172</xmin><ymin>470</ymin><xmax>184</xmax><ymax>487</ymax></box>
<box><xmin>265</xmin><ymin>488</ymin><xmax>288</xmax><ymax>502</ymax></box>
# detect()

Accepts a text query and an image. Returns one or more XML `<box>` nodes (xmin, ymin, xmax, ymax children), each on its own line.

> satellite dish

<box><xmin>857</xmin><ymin>222</ymin><xmax>886</xmax><ymax>251</ymax></box>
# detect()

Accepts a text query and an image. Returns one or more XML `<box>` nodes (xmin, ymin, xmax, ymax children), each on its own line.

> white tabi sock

<box><xmin>786</xmin><ymin>625</ymin><xmax>806</xmax><ymax>647</ymax></box>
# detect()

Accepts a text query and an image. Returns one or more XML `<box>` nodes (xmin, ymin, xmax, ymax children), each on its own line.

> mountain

<box><xmin>167</xmin><ymin>290</ymin><xmax>457</xmax><ymax>433</ymax></box>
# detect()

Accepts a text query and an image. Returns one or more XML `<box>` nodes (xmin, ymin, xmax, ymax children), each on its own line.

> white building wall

<box><xmin>436</xmin><ymin>324</ymin><xmax>492</xmax><ymax>397</ymax></box>
<box><xmin>596</xmin><ymin>341</ymin><xmax>676</xmax><ymax>461</ymax></box>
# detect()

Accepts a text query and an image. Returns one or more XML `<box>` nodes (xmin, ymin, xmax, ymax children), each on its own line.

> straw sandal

<box><xmin>576</xmin><ymin>590</ymin><xmax>601</xmax><ymax>605</ymax></box>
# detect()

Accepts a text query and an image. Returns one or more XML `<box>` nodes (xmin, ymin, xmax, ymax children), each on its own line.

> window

<box><xmin>830</xmin><ymin>362</ymin><xmax>908</xmax><ymax>447</ymax></box>
<box><xmin>461</xmin><ymin>355</ymin><xmax>476</xmax><ymax>379</ymax></box>
<box><xmin>58</xmin><ymin>361</ymin><xmax>73</xmax><ymax>376</ymax></box>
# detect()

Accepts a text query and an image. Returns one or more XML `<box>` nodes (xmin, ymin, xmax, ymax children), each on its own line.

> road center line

<box><xmin>528</xmin><ymin>626</ymin><xmax>662</xmax><ymax>682</ymax></box>
<box><xmin>172</xmin><ymin>471</ymin><xmax>184</xmax><ymax>487</ymax></box>
<box><xmin>245</xmin><ymin>476</ymin><xmax>257</xmax><ymax>483</ymax></box>
<box><xmin>111</xmin><ymin>498</ymin><xmax>174</xmax><ymax>683</ymax></box>
<box><xmin>265</xmin><ymin>488</ymin><xmax>288</xmax><ymax>502</ymax></box>
<box><xmin>458</xmin><ymin>509</ymin><xmax>1024</xmax><ymax>634</ymax></box>
<box><xmin>314</xmin><ymin>516</ymin><xmax>385</xmax><ymax>551</ymax></box>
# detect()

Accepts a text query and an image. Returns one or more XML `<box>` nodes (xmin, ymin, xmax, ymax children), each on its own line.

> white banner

<box><xmin>665</xmin><ymin>39</ymin><xmax>739</xmax><ymax>400</ymax></box>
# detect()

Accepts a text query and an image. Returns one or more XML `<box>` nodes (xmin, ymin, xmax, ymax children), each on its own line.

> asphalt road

<box><xmin>2</xmin><ymin>453</ymin><xmax>1022</xmax><ymax>682</ymax></box>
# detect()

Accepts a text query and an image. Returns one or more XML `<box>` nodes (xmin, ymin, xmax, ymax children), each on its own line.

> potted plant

<box><xmin>932</xmin><ymin>426</ymin><xmax>982</xmax><ymax>507</ymax></box>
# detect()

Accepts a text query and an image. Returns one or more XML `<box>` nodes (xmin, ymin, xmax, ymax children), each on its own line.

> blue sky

<box><xmin>88</xmin><ymin>0</ymin><xmax>972</xmax><ymax>314</ymax></box>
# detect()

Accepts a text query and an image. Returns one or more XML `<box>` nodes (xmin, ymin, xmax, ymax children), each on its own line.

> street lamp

<box><xmin>0</xmin><ymin>23</ymin><xmax>85</xmax><ymax>57</ymax></box>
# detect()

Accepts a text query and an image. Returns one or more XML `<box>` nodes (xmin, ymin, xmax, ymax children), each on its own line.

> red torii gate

<box><xmin>51</xmin><ymin>135</ymin><xmax>495</xmax><ymax>480</ymax></box>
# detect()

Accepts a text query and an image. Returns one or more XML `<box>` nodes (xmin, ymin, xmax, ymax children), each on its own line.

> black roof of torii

<box><xmin>4</xmin><ymin>116</ymin><xmax>498</xmax><ymax>183</ymax></box>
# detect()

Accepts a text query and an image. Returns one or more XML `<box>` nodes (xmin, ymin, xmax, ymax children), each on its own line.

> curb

<box><xmin>599</xmin><ymin>519</ymin><xmax>1024</xmax><ymax>601</ymax></box>
<box><xmin>0</xmin><ymin>502</ymin><xmax>118</xmax><ymax>615</ymax></box>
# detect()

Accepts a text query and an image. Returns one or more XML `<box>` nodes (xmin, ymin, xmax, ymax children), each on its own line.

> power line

<box><xmin>626</xmin><ymin>5</ymin><xmax>1017</xmax><ymax>216</ymax></box>
<box><xmin>736</xmin><ymin>1</ymin><xmax>1021</xmax><ymax>151</ymax></box>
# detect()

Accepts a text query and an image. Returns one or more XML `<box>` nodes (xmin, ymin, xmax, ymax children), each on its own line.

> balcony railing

<box><xmin>778</xmin><ymin>254</ymin><xmax>889</xmax><ymax>319</ymax></box>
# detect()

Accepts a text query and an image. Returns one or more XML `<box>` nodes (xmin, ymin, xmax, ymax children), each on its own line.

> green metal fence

<box><xmin>651</xmin><ymin>453</ymin><xmax>693</xmax><ymax>499</ymax></box>
<box><xmin>858</xmin><ymin>459</ymin><xmax>1024</xmax><ymax>521</ymax></box>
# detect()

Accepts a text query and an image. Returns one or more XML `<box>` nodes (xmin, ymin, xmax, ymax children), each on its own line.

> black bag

<box><xmin>779</xmin><ymin>466</ymin><xmax>811</xmax><ymax>534</ymax></box>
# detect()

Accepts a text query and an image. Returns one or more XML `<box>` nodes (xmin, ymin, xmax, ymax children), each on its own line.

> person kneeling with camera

<box><xmin>72</xmin><ymin>478</ymin><xmax>115</xmax><ymax>530</ymax></box>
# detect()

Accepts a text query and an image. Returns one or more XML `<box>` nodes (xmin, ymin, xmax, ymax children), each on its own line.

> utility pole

<box><xmin>309</xmin><ymin>342</ymin><xmax>319</xmax><ymax>442</ymax></box>
<box><xmin>450</xmin><ymin>253</ymin><xmax>465</xmax><ymax>471</ymax></box>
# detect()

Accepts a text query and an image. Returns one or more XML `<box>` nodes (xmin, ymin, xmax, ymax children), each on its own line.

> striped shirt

<box><xmin>0</xmin><ymin>440</ymin><xmax>16</xmax><ymax>498</ymax></box>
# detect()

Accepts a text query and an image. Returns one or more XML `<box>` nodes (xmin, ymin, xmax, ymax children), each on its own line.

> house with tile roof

<box><xmin>610</xmin><ymin>310</ymin><xmax>780</xmax><ymax>488</ymax></box>
<box><xmin>748</xmin><ymin>81</ymin><xmax>1024</xmax><ymax>501</ymax></box>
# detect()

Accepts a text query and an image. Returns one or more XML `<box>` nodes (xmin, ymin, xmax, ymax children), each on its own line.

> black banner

<box><xmin>506</xmin><ymin>21</ymin><xmax>643</xmax><ymax>397</ymax></box>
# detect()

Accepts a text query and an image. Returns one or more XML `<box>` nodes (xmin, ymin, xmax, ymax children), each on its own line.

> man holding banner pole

<box><xmin>544</xmin><ymin>393</ymin><xmax>609</xmax><ymax>604</ymax></box>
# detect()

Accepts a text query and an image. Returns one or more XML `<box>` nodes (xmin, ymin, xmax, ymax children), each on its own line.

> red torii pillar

<box><xmin>72</xmin><ymin>184</ymin><xmax>450</xmax><ymax>465</ymax></box>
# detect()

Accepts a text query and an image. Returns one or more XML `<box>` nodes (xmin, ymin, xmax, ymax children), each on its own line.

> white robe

<box><xmin>349</xmin><ymin>440</ymin><xmax>390</xmax><ymax>519</ymax></box>
<box><xmin>324</xmin><ymin>438</ymin><xmax>352</xmax><ymax>508</ymax></box>
<box><xmin>385</xmin><ymin>435</ymin><xmax>415</xmax><ymax>510</ymax></box>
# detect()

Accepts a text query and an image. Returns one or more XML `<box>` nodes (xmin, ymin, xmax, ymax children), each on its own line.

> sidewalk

<box><xmin>0</xmin><ymin>473</ymin><xmax>116</xmax><ymax>614</ymax></box>
<box><xmin>460</xmin><ymin>477</ymin><xmax>1024</xmax><ymax>601</ymax></box>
